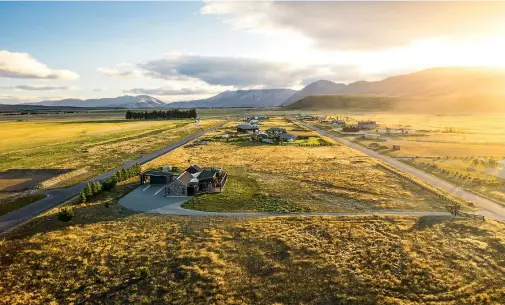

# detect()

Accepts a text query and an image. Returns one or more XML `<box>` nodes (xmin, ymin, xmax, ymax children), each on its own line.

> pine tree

<box><xmin>79</xmin><ymin>191</ymin><xmax>87</xmax><ymax>203</ymax></box>
<box><xmin>84</xmin><ymin>183</ymin><xmax>93</xmax><ymax>197</ymax></box>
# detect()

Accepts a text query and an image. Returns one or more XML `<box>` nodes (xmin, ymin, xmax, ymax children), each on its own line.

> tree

<box><xmin>79</xmin><ymin>191</ymin><xmax>87</xmax><ymax>203</ymax></box>
<box><xmin>84</xmin><ymin>183</ymin><xmax>93</xmax><ymax>197</ymax></box>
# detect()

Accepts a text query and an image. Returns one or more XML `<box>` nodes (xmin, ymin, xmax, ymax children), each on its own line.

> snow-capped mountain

<box><xmin>32</xmin><ymin>95</ymin><xmax>166</xmax><ymax>108</ymax></box>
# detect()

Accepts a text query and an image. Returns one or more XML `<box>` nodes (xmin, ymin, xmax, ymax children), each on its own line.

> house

<box><xmin>166</xmin><ymin>164</ymin><xmax>227</xmax><ymax>196</ymax></box>
<box><xmin>333</xmin><ymin>119</ymin><xmax>345</xmax><ymax>126</ymax></box>
<box><xmin>250</xmin><ymin>119</ymin><xmax>259</xmax><ymax>125</ymax></box>
<box><xmin>266</xmin><ymin>127</ymin><xmax>286</xmax><ymax>134</ymax></box>
<box><xmin>392</xmin><ymin>145</ymin><xmax>401</xmax><ymax>150</ymax></box>
<box><xmin>274</xmin><ymin>133</ymin><xmax>297</xmax><ymax>142</ymax></box>
<box><xmin>258</xmin><ymin>116</ymin><xmax>268</xmax><ymax>121</ymax></box>
<box><xmin>237</xmin><ymin>123</ymin><xmax>258</xmax><ymax>133</ymax></box>
<box><xmin>358</xmin><ymin>120</ymin><xmax>379</xmax><ymax>129</ymax></box>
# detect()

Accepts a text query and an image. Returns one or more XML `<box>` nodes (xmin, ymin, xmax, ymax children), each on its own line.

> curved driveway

<box><xmin>0</xmin><ymin>121</ymin><xmax>229</xmax><ymax>233</ymax></box>
<box><xmin>294</xmin><ymin>118</ymin><xmax>505</xmax><ymax>222</ymax></box>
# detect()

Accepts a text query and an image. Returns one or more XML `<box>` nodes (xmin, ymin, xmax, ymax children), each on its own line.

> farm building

<box><xmin>166</xmin><ymin>164</ymin><xmax>227</xmax><ymax>196</ymax></box>
<box><xmin>358</xmin><ymin>120</ymin><xmax>379</xmax><ymax>129</ymax></box>
<box><xmin>237</xmin><ymin>123</ymin><xmax>258</xmax><ymax>133</ymax></box>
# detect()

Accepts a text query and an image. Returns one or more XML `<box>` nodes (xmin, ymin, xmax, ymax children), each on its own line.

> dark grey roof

<box><xmin>275</xmin><ymin>133</ymin><xmax>297</xmax><ymax>140</ymax></box>
<box><xmin>185</xmin><ymin>164</ymin><xmax>202</xmax><ymax>174</ymax></box>
<box><xmin>142</xmin><ymin>170</ymin><xmax>173</xmax><ymax>177</ymax></box>
<box><xmin>266</xmin><ymin>127</ymin><xmax>286</xmax><ymax>132</ymax></box>
<box><xmin>198</xmin><ymin>170</ymin><xmax>216</xmax><ymax>181</ymax></box>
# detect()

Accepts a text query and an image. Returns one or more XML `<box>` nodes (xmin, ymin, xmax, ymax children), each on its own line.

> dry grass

<box><xmin>1</xmin><ymin>191</ymin><xmax>505</xmax><ymax>304</ymax></box>
<box><xmin>0</xmin><ymin>118</ymin><xmax>223</xmax><ymax>187</ymax></box>
<box><xmin>146</xmin><ymin>117</ymin><xmax>453</xmax><ymax>213</ymax></box>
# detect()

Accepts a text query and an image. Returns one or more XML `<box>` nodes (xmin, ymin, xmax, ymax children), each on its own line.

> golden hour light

<box><xmin>2</xmin><ymin>2</ymin><xmax>505</xmax><ymax>305</ymax></box>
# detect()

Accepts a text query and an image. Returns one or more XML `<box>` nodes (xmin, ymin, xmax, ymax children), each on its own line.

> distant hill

<box><xmin>286</xmin><ymin>68</ymin><xmax>505</xmax><ymax>113</ymax></box>
<box><xmin>282</xmin><ymin>80</ymin><xmax>346</xmax><ymax>106</ymax></box>
<box><xmin>167</xmin><ymin>89</ymin><xmax>296</xmax><ymax>108</ymax></box>
<box><xmin>32</xmin><ymin>95</ymin><xmax>166</xmax><ymax>108</ymax></box>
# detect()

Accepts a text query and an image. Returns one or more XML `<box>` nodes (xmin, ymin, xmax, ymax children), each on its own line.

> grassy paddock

<box><xmin>1</xmin><ymin>187</ymin><xmax>505</xmax><ymax>304</ymax></box>
<box><xmin>0</xmin><ymin>118</ymin><xmax>223</xmax><ymax>187</ymax></box>
<box><xmin>146</xmin><ymin>117</ymin><xmax>461</xmax><ymax>213</ymax></box>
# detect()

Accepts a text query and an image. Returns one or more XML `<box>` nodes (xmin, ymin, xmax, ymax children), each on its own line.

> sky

<box><xmin>1</xmin><ymin>1</ymin><xmax>505</xmax><ymax>104</ymax></box>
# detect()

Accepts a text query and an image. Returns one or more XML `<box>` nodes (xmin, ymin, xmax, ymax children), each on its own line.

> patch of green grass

<box><xmin>0</xmin><ymin>194</ymin><xmax>46</xmax><ymax>216</ymax></box>
<box><xmin>183</xmin><ymin>175</ymin><xmax>312</xmax><ymax>213</ymax></box>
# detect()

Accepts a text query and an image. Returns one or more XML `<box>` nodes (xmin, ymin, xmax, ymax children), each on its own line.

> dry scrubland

<box><xmin>147</xmin><ymin>117</ymin><xmax>456</xmax><ymax>213</ymax></box>
<box><xmin>1</xmin><ymin>192</ymin><xmax>505</xmax><ymax>305</ymax></box>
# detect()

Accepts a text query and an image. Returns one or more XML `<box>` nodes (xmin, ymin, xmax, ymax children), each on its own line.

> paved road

<box><xmin>295</xmin><ymin>118</ymin><xmax>505</xmax><ymax>222</ymax></box>
<box><xmin>0</xmin><ymin>121</ymin><xmax>229</xmax><ymax>233</ymax></box>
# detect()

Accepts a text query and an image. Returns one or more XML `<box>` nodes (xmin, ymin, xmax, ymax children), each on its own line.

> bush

<box><xmin>57</xmin><ymin>207</ymin><xmax>75</xmax><ymax>222</ymax></box>
<box><xmin>79</xmin><ymin>191</ymin><xmax>87</xmax><ymax>203</ymax></box>
<box><xmin>137</xmin><ymin>266</ymin><xmax>150</xmax><ymax>278</ymax></box>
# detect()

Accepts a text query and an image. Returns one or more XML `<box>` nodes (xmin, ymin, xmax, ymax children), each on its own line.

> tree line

<box><xmin>125</xmin><ymin>109</ymin><xmax>197</xmax><ymax>120</ymax></box>
<box><xmin>79</xmin><ymin>164</ymin><xmax>142</xmax><ymax>203</ymax></box>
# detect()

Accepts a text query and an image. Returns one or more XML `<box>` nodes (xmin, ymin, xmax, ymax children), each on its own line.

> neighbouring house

<box><xmin>250</xmin><ymin>119</ymin><xmax>259</xmax><ymax>125</ymax></box>
<box><xmin>266</xmin><ymin>127</ymin><xmax>286</xmax><ymax>135</ymax></box>
<box><xmin>497</xmin><ymin>160</ymin><xmax>505</xmax><ymax>167</ymax></box>
<box><xmin>237</xmin><ymin>123</ymin><xmax>259</xmax><ymax>133</ymax></box>
<box><xmin>165</xmin><ymin>165</ymin><xmax>227</xmax><ymax>196</ymax></box>
<box><xmin>140</xmin><ymin>170</ymin><xmax>175</xmax><ymax>185</ymax></box>
<box><xmin>358</xmin><ymin>120</ymin><xmax>379</xmax><ymax>129</ymax></box>
<box><xmin>333</xmin><ymin>119</ymin><xmax>345</xmax><ymax>127</ymax></box>
<box><xmin>274</xmin><ymin>133</ymin><xmax>297</xmax><ymax>142</ymax></box>
<box><xmin>258</xmin><ymin>116</ymin><xmax>268</xmax><ymax>121</ymax></box>
<box><xmin>364</xmin><ymin>134</ymin><xmax>381</xmax><ymax>140</ymax></box>
<box><xmin>393</xmin><ymin>144</ymin><xmax>401</xmax><ymax>150</ymax></box>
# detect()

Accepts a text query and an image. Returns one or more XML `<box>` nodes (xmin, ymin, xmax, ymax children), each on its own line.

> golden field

<box><xmin>0</xmin><ymin>118</ymin><xmax>223</xmax><ymax>187</ymax></box>
<box><xmin>146</xmin><ymin>117</ymin><xmax>460</xmax><ymax>213</ymax></box>
<box><xmin>1</xmin><ymin>190</ymin><xmax>504</xmax><ymax>305</ymax></box>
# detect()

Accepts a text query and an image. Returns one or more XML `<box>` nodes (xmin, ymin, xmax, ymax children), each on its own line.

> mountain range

<box><xmin>23</xmin><ymin>67</ymin><xmax>505</xmax><ymax>110</ymax></box>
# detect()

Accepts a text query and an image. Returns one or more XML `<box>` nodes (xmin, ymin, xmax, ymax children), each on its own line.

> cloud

<box><xmin>0</xmin><ymin>50</ymin><xmax>79</xmax><ymax>80</ymax></box>
<box><xmin>139</xmin><ymin>53</ymin><xmax>354</xmax><ymax>87</ymax></box>
<box><xmin>124</xmin><ymin>87</ymin><xmax>219</xmax><ymax>96</ymax></box>
<box><xmin>0</xmin><ymin>85</ymin><xmax>74</xmax><ymax>91</ymax></box>
<box><xmin>202</xmin><ymin>1</ymin><xmax>505</xmax><ymax>50</ymax></box>
<box><xmin>97</xmin><ymin>66</ymin><xmax>144</xmax><ymax>78</ymax></box>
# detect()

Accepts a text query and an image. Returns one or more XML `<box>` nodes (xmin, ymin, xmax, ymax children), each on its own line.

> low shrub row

<box><xmin>79</xmin><ymin>163</ymin><xmax>141</xmax><ymax>203</ymax></box>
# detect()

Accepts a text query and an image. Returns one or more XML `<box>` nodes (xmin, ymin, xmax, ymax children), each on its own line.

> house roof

<box><xmin>185</xmin><ymin>164</ymin><xmax>202</xmax><ymax>174</ymax></box>
<box><xmin>176</xmin><ymin>171</ymin><xmax>193</xmax><ymax>185</ymax></box>
<box><xmin>275</xmin><ymin>133</ymin><xmax>296</xmax><ymax>140</ymax></box>
<box><xmin>141</xmin><ymin>170</ymin><xmax>173</xmax><ymax>177</ymax></box>
<box><xmin>198</xmin><ymin>169</ymin><xmax>216</xmax><ymax>181</ymax></box>
<box><xmin>237</xmin><ymin>123</ymin><xmax>257</xmax><ymax>130</ymax></box>
<box><xmin>266</xmin><ymin>127</ymin><xmax>286</xmax><ymax>132</ymax></box>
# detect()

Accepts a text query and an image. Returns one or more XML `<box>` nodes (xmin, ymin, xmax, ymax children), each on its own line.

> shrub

<box><xmin>137</xmin><ymin>266</ymin><xmax>150</xmax><ymax>278</ymax></box>
<box><xmin>57</xmin><ymin>207</ymin><xmax>75</xmax><ymax>222</ymax></box>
